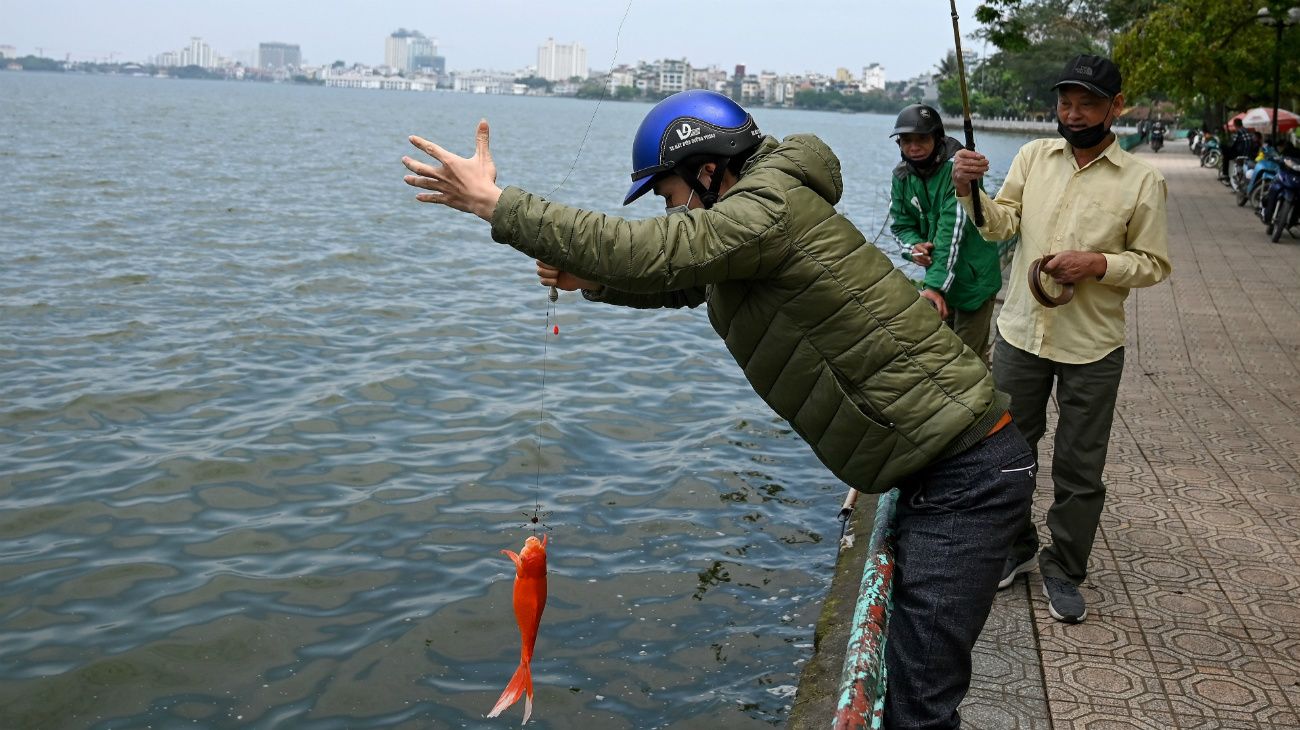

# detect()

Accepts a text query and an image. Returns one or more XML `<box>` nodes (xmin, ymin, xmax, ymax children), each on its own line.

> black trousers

<box><xmin>990</xmin><ymin>335</ymin><xmax>1124</xmax><ymax>584</ymax></box>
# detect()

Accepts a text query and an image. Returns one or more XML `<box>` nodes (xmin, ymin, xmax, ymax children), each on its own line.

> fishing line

<box><xmin>544</xmin><ymin>0</ymin><xmax>635</xmax><ymax>198</ymax></box>
<box><xmin>529</xmin><ymin>286</ymin><xmax>559</xmax><ymax>534</ymax></box>
<box><xmin>529</xmin><ymin>0</ymin><xmax>634</xmax><ymax>534</ymax></box>
<box><xmin>869</xmin><ymin>191</ymin><xmax>893</xmax><ymax>246</ymax></box>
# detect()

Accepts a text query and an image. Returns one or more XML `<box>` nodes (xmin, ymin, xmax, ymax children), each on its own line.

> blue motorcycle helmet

<box><xmin>623</xmin><ymin>89</ymin><xmax>763</xmax><ymax>207</ymax></box>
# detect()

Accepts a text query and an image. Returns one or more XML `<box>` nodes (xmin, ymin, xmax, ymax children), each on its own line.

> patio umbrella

<box><xmin>1228</xmin><ymin>107</ymin><xmax>1300</xmax><ymax>133</ymax></box>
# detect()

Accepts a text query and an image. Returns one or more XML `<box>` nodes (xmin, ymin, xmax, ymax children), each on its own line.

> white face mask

<box><xmin>664</xmin><ymin>170</ymin><xmax>705</xmax><ymax>215</ymax></box>
<box><xmin>664</xmin><ymin>187</ymin><xmax>696</xmax><ymax>216</ymax></box>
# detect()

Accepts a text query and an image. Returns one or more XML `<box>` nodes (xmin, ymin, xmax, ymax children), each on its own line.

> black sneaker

<box><xmin>1042</xmin><ymin>576</ymin><xmax>1088</xmax><ymax>623</ymax></box>
<box><xmin>997</xmin><ymin>553</ymin><xmax>1037</xmax><ymax>590</ymax></box>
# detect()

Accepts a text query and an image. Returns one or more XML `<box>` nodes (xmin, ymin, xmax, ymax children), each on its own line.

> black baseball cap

<box><xmin>1052</xmin><ymin>54</ymin><xmax>1122</xmax><ymax>98</ymax></box>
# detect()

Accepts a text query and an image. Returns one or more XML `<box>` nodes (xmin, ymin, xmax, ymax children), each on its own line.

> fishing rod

<box><xmin>838</xmin><ymin>489</ymin><xmax>858</xmax><ymax>550</ymax></box>
<box><xmin>948</xmin><ymin>0</ymin><xmax>985</xmax><ymax>227</ymax></box>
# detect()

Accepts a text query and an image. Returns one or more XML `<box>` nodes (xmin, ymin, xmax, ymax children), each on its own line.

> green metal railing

<box><xmin>833</xmin><ymin>490</ymin><xmax>897</xmax><ymax>729</ymax></box>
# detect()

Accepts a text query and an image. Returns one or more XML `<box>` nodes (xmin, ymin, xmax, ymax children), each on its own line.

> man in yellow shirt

<box><xmin>951</xmin><ymin>55</ymin><xmax>1172</xmax><ymax>623</ymax></box>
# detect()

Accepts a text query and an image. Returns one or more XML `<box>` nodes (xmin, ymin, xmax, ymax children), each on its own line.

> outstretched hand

<box><xmin>403</xmin><ymin>119</ymin><xmax>502</xmax><ymax>222</ymax></box>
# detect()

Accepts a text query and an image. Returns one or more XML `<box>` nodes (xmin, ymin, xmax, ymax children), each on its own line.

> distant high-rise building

<box><xmin>862</xmin><ymin>63</ymin><xmax>886</xmax><ymax>91</ymax></box>
<box><xmin>259</xmin><ymin>42</ymin><xmax>301</xmax><ymax>71</ymax></box>
<box><xmin>179</xmin><ymin>37</ymin><xmax>215</xmax><ymax>69</ymax></box>
<box><xmin>0</xmin><ymin>45</ymin><xmax>16</xmax><ymax>60</ymax></box>
<box><xmin>732</xmin><ymin>64</ymin><xmax>746</xmax><ymax>100</ymax></box>
<box><xmin>385</xmin><ymin>29</ymin><xmax>437</xmax><ymax>74</ymax></box>
<box><xmin>536</xmin><ymin>38</ymin><xmax>587</xmax><ymax>82</ymax></box>
<box><xmin>658</xmin><ymin>59</ymin><xmax>690</xmax><ymax>95</ymax></box>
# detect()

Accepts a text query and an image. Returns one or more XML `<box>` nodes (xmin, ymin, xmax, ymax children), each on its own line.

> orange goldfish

<box><xmin>487</xmin><ymin>534</ymin><xmax>548</xmax><ymax>724</ymax></box>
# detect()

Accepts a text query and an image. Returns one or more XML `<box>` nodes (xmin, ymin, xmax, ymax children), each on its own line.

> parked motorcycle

<box><xmin>1231</xmin><ymin>156</ymin><xmax>1252</xmax><ymax>205</ymax></box>
<box><xmin>1263</xmin><ymin>155</ymin><xmax>1300</xmax><ymax>242</ymax></box>
<box><xmin>1248</xmin><ymin>146</ymin><xmax>1280</xmax><ymax>212</ymax></box>
<box><xmin>1200</xmin><ymin>136</ymin><xmax>1222</xmax><ymax>168</ymax></box>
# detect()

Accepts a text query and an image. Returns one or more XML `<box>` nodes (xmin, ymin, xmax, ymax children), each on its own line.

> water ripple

<box><xmin>0</xmin><ymin>71</ymin><xmax>1031</xmax><ymax>729</ymax></box>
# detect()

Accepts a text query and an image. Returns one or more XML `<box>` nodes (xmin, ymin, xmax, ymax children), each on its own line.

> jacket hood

<box><xmin>893</xmin><ymin>135</ymin><xmax>965</xmax><ymax>180</ymax></box>
<box><xmin>742</xmin><ymin>134</ymin><xmax>843</xmax><ymax>206</ymax></box>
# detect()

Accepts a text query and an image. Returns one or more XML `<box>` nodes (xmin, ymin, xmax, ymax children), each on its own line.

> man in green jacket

<box><xmin>889</xmin><ymin>104</ymin><xmax>1002</xmax><ymax>362</ymax></box>
<box><xmin>402</xmin><ymin>90</ymin><xmax>1034</xmax><ymax>729</ymax></box>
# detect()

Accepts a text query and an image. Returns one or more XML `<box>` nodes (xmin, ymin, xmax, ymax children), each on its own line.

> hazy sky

<box><xmin>2</xmin><ymin>1</ymin><xmax>989</xmax><ymax>80</ymax></box>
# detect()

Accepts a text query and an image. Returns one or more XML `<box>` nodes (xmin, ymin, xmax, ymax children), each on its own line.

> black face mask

<box><xmin>1057</xmin><ymin>107</ymin><xmax>1114</xmax><ymax>150</ymax></box>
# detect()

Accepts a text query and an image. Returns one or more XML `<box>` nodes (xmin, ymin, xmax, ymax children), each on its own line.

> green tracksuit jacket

<box><xmin>890</xmin><ymin>137</ymin><xmax>1002</xmax><ymax>312</ymax></box>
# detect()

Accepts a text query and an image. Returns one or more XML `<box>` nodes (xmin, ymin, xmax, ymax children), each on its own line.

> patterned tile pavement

<box><xmin>962</xmin><ymin>146</ymin><xmax>1300</xmax><ymax>729</ymax></box>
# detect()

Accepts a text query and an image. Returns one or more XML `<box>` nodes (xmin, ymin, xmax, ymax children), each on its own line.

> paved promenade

<box><xmin>961</xmin><ymin>146</ymin><xmax>1300</xmax><ymax>729</ymax></box>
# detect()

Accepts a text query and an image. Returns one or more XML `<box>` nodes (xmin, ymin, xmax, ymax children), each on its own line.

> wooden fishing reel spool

<box><xmin>1027</xmin><ymin>254</ymin><xmax>1075</xmax><ymax>308</ymax></box>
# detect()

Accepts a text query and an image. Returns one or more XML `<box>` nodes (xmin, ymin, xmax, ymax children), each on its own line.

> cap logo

<box><xmin>676</xmin><ymin>123</ymin><xmax>701</xmax><ymax>141</ymax></box>
<box><xmin>1074</xmin><ymin>65</ymin><xmax>1094</xmax><ymax>76</ymax></box>
<box><xmin>919</xmin><ymin>108</ymin><xmax>931</xmax><ymax>118</ymax></box>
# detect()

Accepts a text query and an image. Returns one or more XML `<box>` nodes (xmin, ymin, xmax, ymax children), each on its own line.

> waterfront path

<box><xmin>791</xmin><ymin>144</ymin><xmax>1300</xmax><ymax>729</ymax></box>
<box><xmin>958</xmin><ymin>144</ymin><xmax>1300</xmax><ymax>729</ymax></box>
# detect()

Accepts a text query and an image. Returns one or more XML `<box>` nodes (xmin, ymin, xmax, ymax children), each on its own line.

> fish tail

<box><xmin>485</xmin><ymin>658</ymin><xmax>534</xmax><ymax>723</ymax></box>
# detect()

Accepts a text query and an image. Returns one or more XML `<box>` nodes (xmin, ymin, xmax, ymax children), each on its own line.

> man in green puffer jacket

<box><xmin>889</xmin><ymin>104</ymin><xmax>1002</xmax><ymax>363</ymax></box>
<box><xmin>402</xmin><ymin>90</ymin><xmax>1034</xmax><ymax>729</ymax></box>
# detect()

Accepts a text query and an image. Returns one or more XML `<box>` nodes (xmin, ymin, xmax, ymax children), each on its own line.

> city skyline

<box><xmin>1</xmin><ymin>0</ymin><xmax>988</xmax><ymax>80</ymax></box>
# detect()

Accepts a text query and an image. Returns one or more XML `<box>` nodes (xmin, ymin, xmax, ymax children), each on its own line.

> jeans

<box><xmin>883</xmin><ymin>423</ymin><xmax>1036</xmax><ymax>729</ymax></box>
<box><xmin>992</xmin><ymin>335</ymin><xmax>1124</xmax><ymax>584</ymax></box>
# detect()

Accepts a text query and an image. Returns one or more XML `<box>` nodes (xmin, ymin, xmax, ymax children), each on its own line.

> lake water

<box><xmin>0</xmin><ymin>72</ymin><xmax>1033</xmax><ymax>729</ymax></box>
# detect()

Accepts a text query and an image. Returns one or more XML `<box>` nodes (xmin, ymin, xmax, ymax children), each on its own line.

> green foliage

<box><xmin>933</xmin><ymin>51</ymin><xmax>963</xmax><ymax>115</ymax></box>
<box><xmin>514</xmin><ymin>75</ymin><xmax>552</xmax><ymax>91</ymax></box>
<box><xmin>964</xmin><ymin>0</ymin><xmax>1202</xmax><ymax>121</ymax></box>
<box><xmin>974</xmin><ymin>0</ymin><xmax>1032</xmax><ymax>52</ymax></box>
<box><xmin>975</xmin><ymin>0</ymin><xmax>1153</xmax><ymax>51</ymax></box>
<box><xmin>1102</xmin><ymin>0</ymin><xmax>1163</xmax><ymax>30</ymax></box>
<box><xmin>12</xmin><ymin>55</ymin><xmax>63</xmax><ymax>72</ymax></box>
<box><xmin>1115</xmin><ymin>0</ymin><xmax>1300</xmax><ymax>123</ymax></box>
<box><xmin>171</xmin><ymin>65</ymin><xmax>220</xmax><ymax>80</ymax></box>
<box><xmin>971</xmin><ymin>0</ymin><xmax>1300</xmax><ymax>126</ymax></box>
<box><xmin>937</xmin><ymin>76</ymin><xmax>964</xmax><ymax>116</ymax></box>
<box><xmin>573</xmin><ymin>79</ymin><xmax>611</xmax><ymax>99</ymax></box>
<box><xmin>791</xmin><ymin>88</ymin><xmax>902</xmax><ymax>113</ymax></box>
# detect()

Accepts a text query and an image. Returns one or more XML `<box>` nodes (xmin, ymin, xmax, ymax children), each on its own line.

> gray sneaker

<box><xmin>1042</xmin><ymin>576</ymin><xmax>1088</xmax><ymax>623</ymax></box>
<box><xmin>997</xmin><ymin>553</ymin><xmax>1037</xmax><ymax>590</ymax></box>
